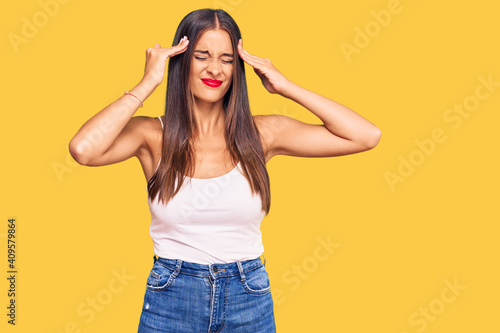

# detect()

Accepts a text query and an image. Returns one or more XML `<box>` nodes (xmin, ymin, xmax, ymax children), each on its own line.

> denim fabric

<box><xmin>137</xmin><ymin>255</ymin><xmax>276</xmax><ymax>332</ymax></box>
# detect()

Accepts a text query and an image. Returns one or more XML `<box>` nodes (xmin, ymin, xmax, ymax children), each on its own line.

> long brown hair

<box><xmin>147</xmin><ymin>8</ymin><xmax>271</xmax><ymax>215</ymax></box>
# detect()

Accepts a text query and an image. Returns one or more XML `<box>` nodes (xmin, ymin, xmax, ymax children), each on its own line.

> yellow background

<box><xmin>1</xmin><ymin>0</ymin><xmax>499</xmax><ymax>332</ymax></box>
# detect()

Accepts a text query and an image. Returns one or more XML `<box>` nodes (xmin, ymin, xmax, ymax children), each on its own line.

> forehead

<box><xmin>194</xmin><ymin>29</ymin><xmax>233</xmax><ymax>55</ymax></box>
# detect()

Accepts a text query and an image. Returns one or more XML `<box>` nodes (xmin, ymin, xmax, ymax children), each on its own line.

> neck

<box><xmin>192</xmin><ymin>96</ymin><xmax>226</xmax><ymax>138</ymax></box>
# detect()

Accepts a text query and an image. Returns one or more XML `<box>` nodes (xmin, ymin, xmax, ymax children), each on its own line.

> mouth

<box><xmin>201</xmin><ymin>78</ymin><xmax>222</xmax><ymax>88</ymax></box>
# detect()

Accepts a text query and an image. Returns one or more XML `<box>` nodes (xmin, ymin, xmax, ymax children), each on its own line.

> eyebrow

<box><xmin>194</xmin><ymin>50</ymin><xmax>234</xmax><ymax>58</ymax></box>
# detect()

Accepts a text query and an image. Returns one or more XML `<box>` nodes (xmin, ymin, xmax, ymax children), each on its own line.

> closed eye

<box><xmin>194</xmin><ymin>56</ymin><xmax>233</xmax><ymax>64</ymax></box>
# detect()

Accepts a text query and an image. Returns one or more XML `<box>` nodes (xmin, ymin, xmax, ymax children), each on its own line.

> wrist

<box><xmin>130</xmin><ymin>78</ymin><xmax>157</xmax><ymax>102</ymax></box>
<box><xmin>139</xmin><ymin>75</ymin><xmax>160</xmax><ymax>91</ymax></box>
<box><xmin>280</xmin><ymin>79</ymin><xmax>298</xmax><ymax>99</ymax></box>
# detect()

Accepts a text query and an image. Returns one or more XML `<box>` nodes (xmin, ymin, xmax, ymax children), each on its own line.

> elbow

<box><xmin>362</xmin><ymin>127</ymin><xmax>382</xmax><ymax>150</ymax></box>
<box><xmin>68</xmin><ymin>139</ymin><xmax>91</xmax><ymax>166</ymax></box>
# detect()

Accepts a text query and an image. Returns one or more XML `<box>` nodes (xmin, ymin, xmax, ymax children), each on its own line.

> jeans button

<box><xmin>212</xmin><ymin>266</ymin><xmax>218</xmax><ymax>273</ymax></box>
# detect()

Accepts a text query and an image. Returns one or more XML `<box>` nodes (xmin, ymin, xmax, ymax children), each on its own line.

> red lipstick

<box><xmin>201</xmin><ymin>78</ymin><xmax>222</xmax><ymax>87</ymax></box>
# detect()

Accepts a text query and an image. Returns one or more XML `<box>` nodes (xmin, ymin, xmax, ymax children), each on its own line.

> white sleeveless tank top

<box><xmin>147</xmin><ymin>116</ymin><xmax>266</xmax><ymax>264</ymax></box>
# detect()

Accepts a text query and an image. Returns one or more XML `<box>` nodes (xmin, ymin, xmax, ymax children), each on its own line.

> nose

<box><xmin>206</xmin><ymin>58</ymin><xmax>222</xmax><ymax>77</ymax></box>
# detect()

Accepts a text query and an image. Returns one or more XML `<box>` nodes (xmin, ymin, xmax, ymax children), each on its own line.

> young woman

<box><xmin>69</xmin><ymin>8</ymin><xmax>381</xmax><ymax>333</ymax></box>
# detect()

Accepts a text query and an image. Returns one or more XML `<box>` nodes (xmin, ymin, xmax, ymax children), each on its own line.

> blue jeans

<box><xmin>137</xmin><ymin>255</ymin><xmax>276</xmax><ymax>332</ymax></box>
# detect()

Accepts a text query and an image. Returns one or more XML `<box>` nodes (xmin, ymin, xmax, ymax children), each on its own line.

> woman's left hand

<box><xmin>237</xmin><ymin>39</ymin><xmax>292</xmax><ymax>96</ymax></box>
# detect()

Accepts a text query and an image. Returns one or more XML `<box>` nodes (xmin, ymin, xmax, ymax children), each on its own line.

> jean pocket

<box><xmin>146</xmin><ymin>261</ymin><xmax>178</xmax><ymax>291</ymax></box>
<box><xmin>241</xmin><ymin>264</ymin><xmax>271</xmax><ymax>295</ymax></box>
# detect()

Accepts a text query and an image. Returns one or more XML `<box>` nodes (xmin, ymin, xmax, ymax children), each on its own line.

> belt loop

<box><xmin>153</xmin><ymin>255</ymin><xmax>158</xmax><ymax>264</ymax></box>
<box><xmin>236</xmin><ymin>261</ymin><xmax>246</xmax><ymax>281</ymax></box>
<box><xmin>172</xmin><ymin>259</ymin><xmax>183</xmax><ymax>277</ymax></box>
<box><xmin>262</xmin><ymin>255</ymin><xmax>267</xmax><ymax>267</ymax></box>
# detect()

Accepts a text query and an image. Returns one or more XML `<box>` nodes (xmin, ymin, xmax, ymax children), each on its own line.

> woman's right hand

<box><xmin>142</xmin><ymin>36</ymin><xmax>190</xmax><ymax>87</ymax></box>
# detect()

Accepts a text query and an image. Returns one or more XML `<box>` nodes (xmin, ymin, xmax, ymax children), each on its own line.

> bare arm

<box><xmin>238</xmin><ymin>39</ymin><xmax>381</xmax><ymax>158</ymax></box>
<box><xmin>270</xmin><ymin>82</ymin><xmax>381</xmax><ymax>158</ymax></box>
<box><xmin>68</xmin><ymin>79</ymin><xmax>157</xmax><ymax>165</ymax></box>
<box><xmin>69</xmin><ymin>37</ymin><xmax>190</xmax><ymax>166</ymax></box>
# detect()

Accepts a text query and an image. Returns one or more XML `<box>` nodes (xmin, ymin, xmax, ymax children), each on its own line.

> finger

<box><xmin>238</xmin><ymin>40</ymin><xmax>256</xmax><ymax>63</ymax></box>
<box><xmin>237</xmin><ymin>41</ymin><xmax>246</xmax><ymax>60</ymax></box>
<box><xmin>239</xmin><ymin>49</ymin><xmax>264</xmax><ymax>68</ymax></box>
<box><xmin>241</xmin><ymin>48</ymin><xmax>264</xmax><ymax>62</ymax></box>
<box><xmin>178</xmin><ymin>37</ymin><xmax>189</xmax><ymax>49</ymax></box>
<box><xmin>239</xmin><ymin>51</ymin><xmax>259</xmax><ymax>68</ymax></box>
<box><xmin>155</xmin><ymin>42</ymin><xmax>161</xmax><ymax>49</ymax></box>
<box><xmin>238</xmin><ymin>43</ymin><xmax>265</xmax><ymax>64</ymax></box>
<box><xmin>237</xmin><ymin>40</ymin><xmax>269</xmax><ymax>68</ymax></box>
<box><xmin>238</xmin><ymin>45</ymin><xmax>252</xmax><ymax>65</ymax></box>
<box><xmin>167</xmin><ymin>40</ymin><xmax>189</xmax><ymax>57</ymax></box>
<box><xmin>167</xmin><ymin>38</ymin><xmax>189</xmax><ymax>51</ymax></box>
<box><xmin>161</xmin><ymin>39</ymin><xmax>189</xmax><ymax>53</ymax></box>
<box><xmin>238</xmin><ymin>40</ymin><xmax>249</xmax><ymax>57</ymax></box>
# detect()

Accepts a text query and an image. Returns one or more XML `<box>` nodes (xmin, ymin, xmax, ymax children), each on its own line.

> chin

<box><xmin>193</xmin><ymin>91</ymin><xmax>227</xmax><ymax>103</ymax></box>
<box><xmin>193</xmin><ymin>96</ymin><xmax>223</xmax><ymax>104</ymax></box>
